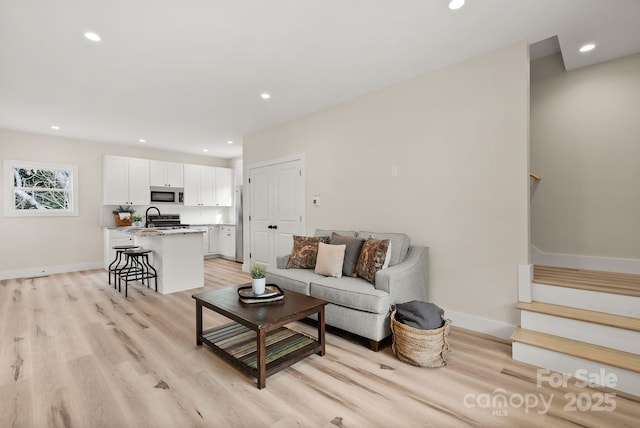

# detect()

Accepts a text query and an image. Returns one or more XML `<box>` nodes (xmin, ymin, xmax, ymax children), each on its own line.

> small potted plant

<box><xmin>131</xmin><ymin>215</ymin><xmax>144</xmax><ymax>227</ymax></box>
<box><xmin>112</xmin><ymin>205</ymin><xmax>135</xmax><ymax>226</ymax></box>
<box><xmin>251</xmin><ymin>264</ymin><xmax>267</xmax><ymax>295</ymax></box>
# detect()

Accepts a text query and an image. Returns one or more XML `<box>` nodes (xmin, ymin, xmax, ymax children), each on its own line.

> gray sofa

<box><xmin>266</xmin><ymin>229</ymin><xmax>429</xmax><ymax>351</ymax></box>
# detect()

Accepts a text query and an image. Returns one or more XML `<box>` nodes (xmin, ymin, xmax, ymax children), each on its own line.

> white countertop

<box><xmin>189</xmin><ymin>223</ymin><xmax>236</xmax><ymax>226</ymax></box>
<box><xmin>104</xmin><ymin>226</ymin><xmax>205</xmax><ymax>236</ymax></box>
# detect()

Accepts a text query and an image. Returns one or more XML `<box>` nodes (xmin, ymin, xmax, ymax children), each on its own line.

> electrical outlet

<box><xmin>391</xmin><ymin>166</ymin><xmax>398</xmax><ymax>177</ymax></box>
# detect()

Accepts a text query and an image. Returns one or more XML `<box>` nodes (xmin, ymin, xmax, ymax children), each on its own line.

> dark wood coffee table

<box><xmin>193</xmin><ymin>285</ymin><xmax>327</xmax><ymax>389</ymax></box>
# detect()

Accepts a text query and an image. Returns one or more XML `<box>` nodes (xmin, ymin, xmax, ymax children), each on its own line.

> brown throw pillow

<box><xmin>287</xmin><ymin>236</ymin><xmax>328</xmax><ymax>269</ymax></box>
<box><xmin>356</xmin><ymin>237</ymin><xmax>390</xmax><ymax>284</ymax></box>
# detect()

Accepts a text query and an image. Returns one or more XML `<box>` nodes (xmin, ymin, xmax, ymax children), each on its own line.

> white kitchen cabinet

<box><xmin>219</xmin><ymin>225</ymin><xmax>236</xmax><ymax>258</ymax></box>
<box><xmin>184</xmin><ymin>164</ymin><xmax>215</xmax><ymax>206</ymax></box>
<box><xmin>103</xmin><ymin>228</ymin><xmax>135</xmax><ymax>269</ymax></box>
<box><xmin>103</xmin><ymin>155</ymin><xmax>150</xmax><ymax>205</ymax></box>
<box><xmin>150</xmin><ymin>160</ymin><xmax>183</xmax><ymax>187</ymax></box>
<box><xmin>208</xmin><ymin>225</ymin><xmax>220</xmax><ymax>254</ymax></box>
<box><xmin>214</xmin><ymin>167</ymin><xmax>233</xmax><ymax>207</ymax></box>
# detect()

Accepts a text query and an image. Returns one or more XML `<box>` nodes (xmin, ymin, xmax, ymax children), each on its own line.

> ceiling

<box><xmin>1</xmin><ymin>0</ymin><xmax>639</xmax><ymax>159</ymax></box>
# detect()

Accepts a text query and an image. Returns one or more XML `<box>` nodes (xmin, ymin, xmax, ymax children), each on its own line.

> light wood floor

<box><xmin>1</xmin><ymin>259</ymin><xmax>638</xmax><ymax>427</ymax></box>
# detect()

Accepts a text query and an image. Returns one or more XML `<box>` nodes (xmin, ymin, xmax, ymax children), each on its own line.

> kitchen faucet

<box><xmin>145</xmin><ymin>206</ymin><xmax>161</xmax><ymax>228</ymax></box>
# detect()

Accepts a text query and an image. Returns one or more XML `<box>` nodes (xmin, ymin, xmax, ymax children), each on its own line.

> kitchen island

<box><xmin>116</xmin><ymin>227</ymin><xmax>205</xmax><ymax>295</ymax></box>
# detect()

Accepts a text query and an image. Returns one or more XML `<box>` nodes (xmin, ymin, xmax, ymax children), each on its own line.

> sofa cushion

<box><xmin>310</xmin><ymin>276</ymin><xmax>390</xmax><ymax>314</ymax></box>
<box><xmin>329</xmin><ymin>233</ymin><xmax>365</xmax><ymax>277</ymax></box>
<box><xmin>314</xmin><ymin>242</ymin><xmax>346</xmax><ymax>278</ymax></box>
<box><xmin>357</xmin><ymin>231</ymin><xmax>410</xmax><ymax>266</ymax></box>
<box><xmin>286</xmin><ymin>236</ymin><xmax>328</xmax><ymax>269</ymax></box>
<box><xmin>314</xmin><ymin>229</ymin><xmax>357</xmax><ymax>239</ymax></box>
<box><xmin>266</xmin><ymin>268</ymin><xmax>324</xmax><ymax>295</ymax></box>
<box><xmin>356</xmin><ymin>237</ymin><xmax>390</xmax><ymax>284</ymax></box>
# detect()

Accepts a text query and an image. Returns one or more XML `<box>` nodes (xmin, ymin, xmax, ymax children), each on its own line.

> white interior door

<box><xmin>249</xmin><ymin>158</ymin><xmax>304</xmax><ymax>269</ymax></box>
<box><xmin>273</xmin><ymin>161</ymin><xmax>303</xmax><ymax>260</ymax></box>
<box><xmin>249</xmin><ymin>166</ymin><xmax>273</xmax><ymax>268</ymax></box>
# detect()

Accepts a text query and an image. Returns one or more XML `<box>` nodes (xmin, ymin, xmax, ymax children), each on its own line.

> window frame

<box><xmin>3</xmin><ymin>159</ymin><xmax>80</xmax><ymax>217</ymax></box>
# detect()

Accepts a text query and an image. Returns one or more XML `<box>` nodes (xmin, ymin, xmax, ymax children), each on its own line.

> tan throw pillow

<box><xmin>314</xmin><ymin>243</ymin><xmax>346</xmax><ymax>278</ymax></box>
<box><xmin>356</xmin><ymin>237</ymin><xmax>390</xmax><ymax>284</ymax></box>
<box><xmin>287</xmin><ymin>236</ymin><xmax>328</xmax><ymax>269</ymax></box>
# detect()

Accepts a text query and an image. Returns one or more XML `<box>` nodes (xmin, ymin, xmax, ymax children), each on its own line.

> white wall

<box><xmin>244</xmin><ymin>42</ymin><xmax>530</xmax><ymax>327</ymax></box>
<box><xmin>0</xmin><ymin>128</ymin><xmax>231</xmax><ymax>277</ymax></box>
<box><xmin>530</xmin><ymin>53</ymin><xmax>640</xmax><ymax>260</ymax></box>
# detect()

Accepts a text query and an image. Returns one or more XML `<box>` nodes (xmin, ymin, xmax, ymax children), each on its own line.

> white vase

<box><xmin>252</xmin><ymin>278</ymin><xmax>266</xmax><ymax>295</ymax></box>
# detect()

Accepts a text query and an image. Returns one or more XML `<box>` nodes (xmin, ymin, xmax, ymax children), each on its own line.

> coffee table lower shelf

<box><xmin>200</xmin><ymin>322</ymin><xmax>320</xmax><ymax>385</ymax></box>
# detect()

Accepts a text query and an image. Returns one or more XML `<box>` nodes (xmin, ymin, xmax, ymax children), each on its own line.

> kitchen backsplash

<box><xmin>101</xmin><ymin>204</ymin><xmax>232</xmax><ymax>227</ymax></box>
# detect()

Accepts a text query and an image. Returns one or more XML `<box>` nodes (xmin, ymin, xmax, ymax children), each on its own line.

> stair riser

<box><xmin>532</xmin><ymin>283</ymin><xmax>640</xmax><ymax>318</ymax></box>
<box><xmin>520</xmin><ymin>312</ymin><xmax>640</xmax><ymax>354</ymax></box>
<box><xmin>512</xmin><ymin>342</ymin><xmax>640</xmax><ymax>397</ymax></box>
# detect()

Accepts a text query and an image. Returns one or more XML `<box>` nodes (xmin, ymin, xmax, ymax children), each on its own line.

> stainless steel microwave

<box><xmin>150</xmin><ymin>187</ymin><xmax>184</xmax><ymax>205</ymax></box>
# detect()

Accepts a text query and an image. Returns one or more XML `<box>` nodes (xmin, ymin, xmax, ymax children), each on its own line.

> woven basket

<box><xmin>390</xmin><ymin>308</ymin><xmax>451</xmax><ymax>367</ymax></box>
<box><xmin>114</xmin><ymin>213</ymin><xmax>132</xmax><ymax>227</ymax></box>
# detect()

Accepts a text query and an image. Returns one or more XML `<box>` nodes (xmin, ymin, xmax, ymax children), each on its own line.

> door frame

<box><xmin>246</xmin><ymin>153</ymin><xmax>306</xmax><ymax>271</ymax></box>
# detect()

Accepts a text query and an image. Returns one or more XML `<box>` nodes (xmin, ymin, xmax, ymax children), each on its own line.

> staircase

<box><xmin>512</xmin><ymin>265</ymin><xmax>640</xmax><ymax>397</ymax></box>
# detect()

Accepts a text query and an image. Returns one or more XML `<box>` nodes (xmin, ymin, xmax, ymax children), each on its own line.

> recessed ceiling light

<box><xmin>50</xmin><ymin>125</ymin><xmax>60</xmax><ymax>130</ymax></box>
<box><xmin>261</xmin><ymin>93</ymin><xmax>271</xmax><ymax>99</ymax></box>
<box><xmin>138</xmin><ymin>139</ymin><xmax>146</xmax><ymax>143</ymax></box>
<box><xmin>84</xmin><ymin>32</ymin><xmax>101</xmax><ymax>42</ymax></box>
<box><xmin>448</xmin><ymin>0</ymin><xmax>465</xmax><ymax>10</ymax></box>
<box><xmin>579</xmin><ymin>43</ymin><xmax>596</xmax><ymax>53</ymax></box>
<box><xmin>202</xmin><ymin>149</ymin><xmax>209</xmax><ymax>152</ymax></box>
<box><xmin>227</xmin><ymin>140</ymin><xmax>234</xmax><ymax>144</ymax></box>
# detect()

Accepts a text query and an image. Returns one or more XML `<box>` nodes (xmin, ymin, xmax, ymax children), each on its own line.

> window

<box><xmin>4</xmin><ymin>159</ymin><xmax>79</xmax><ymax>217</ymax></box>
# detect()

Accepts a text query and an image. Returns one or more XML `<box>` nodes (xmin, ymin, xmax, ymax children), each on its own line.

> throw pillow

<box><xmin>382</xmin><ymin>242</ymin><xmax>392</xmax><ymax>269</ymax></box>
<box><xmin>330</xmin><ymin>233</ymin><xmax>365</xmax><ymax>277</ymax></box>
<box><xmin>286</xmin><ymin>236</ymin><xmax>328</xmax><ymax>269</ymax></box>
<box><xmin>314</xmin><ymin>242</ymin><xmax>347</xmax><ymax>278</ymax></box>
<box><xmin>356</xmin><ymin>237</ymin><xmax>390</xmax><ymax>284</ymax></box>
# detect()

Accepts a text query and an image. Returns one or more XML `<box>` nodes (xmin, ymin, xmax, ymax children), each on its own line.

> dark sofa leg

<box><xmin>369</xmin><ymin>340</ymin><xmax>380</xmax><ymax>352</ymax></box>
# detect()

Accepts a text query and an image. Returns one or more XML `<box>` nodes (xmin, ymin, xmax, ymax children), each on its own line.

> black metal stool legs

<box><xmin>117</xmin><ymin>249</ymin><xmax>157</xmax><ymax>297</ymax></box>
<box><xmin>108</xmin><ymin>245</ymin><xmax>139</xmax><ymax>286</ymax></box>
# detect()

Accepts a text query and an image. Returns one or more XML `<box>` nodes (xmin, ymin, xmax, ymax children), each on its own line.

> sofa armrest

<box><xmin>374</xmin><ymin>246</ymin><xmax>428</xmax><ymax>303</ymax></box>
<box><xmin>276</xmin><ymin>255</ymin><xmax>290</xmax><ymax>269</ymax></box>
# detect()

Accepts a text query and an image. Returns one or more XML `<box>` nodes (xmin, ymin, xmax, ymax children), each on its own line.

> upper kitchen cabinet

<box><xmin>183</xmin><ymin>164</ymin><xmax>215</xmax><ymax>206</ymax></box>
<box><xmin>149</xmin><ymin>160</ymin><xmax>183</xmax><ymax>188</ymax></box>
<box><xmin>103</xmin><ymin>155</ymin><xmax>150</xmax><ymax>205</ymax></box>
<box><xmin>214</xmin><ymin>167</ymin><xmax>233</xmax><ymax>207</ymax></box>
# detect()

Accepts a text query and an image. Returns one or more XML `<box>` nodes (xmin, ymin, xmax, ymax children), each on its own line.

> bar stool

<box><xmin>108</xmin><ymin>245</ymin><xmax>139</xmax><ymax>286</ymax></box>
<box><xmin>118</xmin><ymin>248</ymin><xmax>158</xmax><ymax>297</ymax></box>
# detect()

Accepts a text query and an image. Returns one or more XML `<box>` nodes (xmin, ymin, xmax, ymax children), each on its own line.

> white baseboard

<box><xmin>442</xmin><ymin>308</ymin><xmax>516</xmax><ymax>341</ymax></box>
<box><xmin>530</xmin><ymin>245</ymin><xmax>640</xmax><ymax>275</ymax></box>
<box><xmin>0</xmin><ymin>262</ymin><xmax>103</xmax><ymax>280</ymax></box>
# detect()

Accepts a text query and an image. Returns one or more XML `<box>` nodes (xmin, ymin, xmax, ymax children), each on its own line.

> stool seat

<box><xmin>113</xmin><ymin>245</ymin><xmax>139</xmax><ymax>250</ymax></box>
<box><xmin>123</xmin><ymin>248</ymin><xmax>152</xmax><ymax>256</ymax></box>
